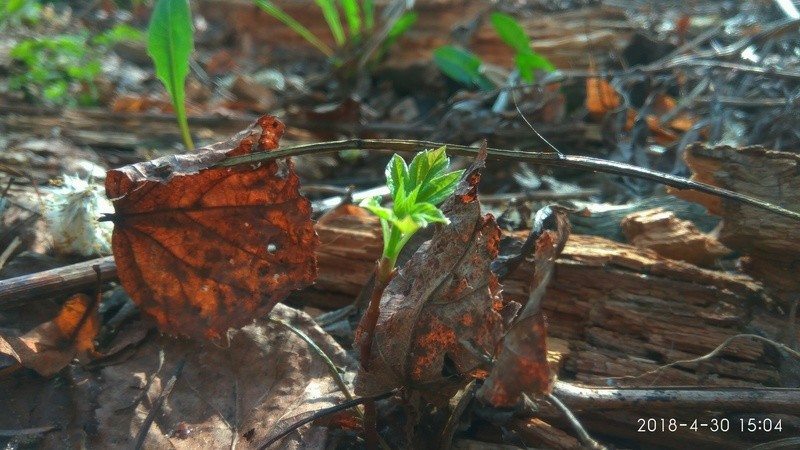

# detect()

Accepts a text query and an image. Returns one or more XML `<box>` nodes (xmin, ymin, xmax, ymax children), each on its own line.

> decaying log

<box><xmin>569</xmin><ymin>195</ymin><xmax>720</xmax><ymax>242</ymax></box>
<box><xmin>620</xmin><ymin>207</ymin><xmax>731</xmax><ymax>266</ymax></box>
<box><xmin>315</xmin><ymin>213</ymin><xmax>788</xmax><ymax>388</ymax></box>
<box><xmin>669</xmin><ymin>144</ymin><xmax>800</xmax><ymax>304</ymax></box>
<box><xmin>314</xmin><ymin>213</ymin><xmax>799</xmax><ymax>448</ymax></box>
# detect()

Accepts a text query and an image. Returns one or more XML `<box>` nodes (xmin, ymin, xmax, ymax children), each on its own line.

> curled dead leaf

<box><xmin>105</xmin><ymin>116</ymin><xmax>319</xmax><ymax>340</ymax></box>
<box><xmin>478</xmin><ymin>206</ymin><xmax>571</xmax><ymax>406</ymax></box>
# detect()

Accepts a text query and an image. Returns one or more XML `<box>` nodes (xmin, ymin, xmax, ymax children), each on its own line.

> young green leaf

<box><xmin>433</xmin><ymin>45</ymin><xmax>494</xmax><ymax>90</ymax></box>
<box><xmin>490</xmin><ymin>12</ymin><xmax>530</xmax><ymax>53</ymax></box>
<box><xmin>363</xmin><ymin>0</ymin><xmax>374</xmax><ymax>31</ymax></box>
<box><xmin>386</xmin><ymin>153</ymin><xmax>408</xmax><ymax>198</ymax></box>
<box><xmin>360</xmin><ymin>197</ymin><xmax>395</xmax><ymax>223</ymax></box>
<box><xmin>417</xmin><ymin>170</ymin><xmax>463</xmax><ymax>206</ymax></box>
<box><xmin>315</xmin><ymin>0</ymin><xmax>345</xmax><ymax>47</ymax></box>
<box><xmin>408</xmin><ymin>202</ymin><xmax>450</xmax><ymax>228</ymax></box>
<box><xmin>515</xmin><ymin>50</ymin><xmax>556</xmax><ymax>82</ymax></box>
<box><xmin>147</xmin><ymin>0</ymin><xmax>194</xmax><ymax>149</ymax></box>
<box><xmin>340</xmin><ymin>0</ymin><xmax>362</xmax><ymax>39</ymax></box>
<box><xmin>408</xmin><ymin>146</ymin><xmax>449</xmax><ymax>188</ymax></box>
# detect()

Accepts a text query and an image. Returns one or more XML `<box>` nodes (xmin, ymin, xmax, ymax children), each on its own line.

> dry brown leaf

<box><xmin>478</xmin><ymin>206</ymin><xmax>571</xmax><ymax>406</ymax></box>
<box><xmin>89</xmin><ymin>304</ymin><xmax>354</xmax><ymax>449</ymax></box>
<box><xmin>355</xmin><ymin>148</ymin><xmax>516</xmax><ymax>398</ymax></box>
<box><xmin>0</xmin><ymin>293</ymin><xmax>100</xmax><ymax>376</ymax></box>
<box><xmin>105</xmin><ymin>116</ymin><xmax>319</xmax><ymax>340</ymax></box>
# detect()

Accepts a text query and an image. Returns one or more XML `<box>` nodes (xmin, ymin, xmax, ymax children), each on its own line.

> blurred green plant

<box><xmin>490</xmin><ymin>12</ymin><xmax>555</xmax><ymax>82</ymax></box>
<box><xmin>9</xmin><ymin>24</ymin><xmax>144</xmax><ymax>106</ymax></box>
<box><xmin>253</xmin><ymin>0</ymin><xmax>416</xmax><ymax>67</ymax></box>
<box><xmin>0</xmin><ymin>0</ymin><xmax>42</xmax><ymax>28</ymax></box>
<box><xmin>434</xmin><ymin>12</ymin><xmax>556</xmax><ymax>89</ymax></box>
<box><xmin>146</xmin><ymin>0</ymin><xmax>194</xmax><ymax>150</ymax></box>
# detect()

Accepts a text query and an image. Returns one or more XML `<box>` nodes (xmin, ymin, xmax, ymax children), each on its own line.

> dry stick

<box><xmin>358</xmin><ymin>264</ymin><xmax>395</xmax><ymax>449</ymax></box>
<box><xmin>551</xmin><ymin>381</ymin><xmax>800</xmax><ymax>414</ymax></box>
<box><xmin>218</xmin><ymin>139</ymin><xmax>800</xmax><ymax>222</ymax></box>
<box><xmin>257</xmin><ymin>391</ymin><xmax>395</xmax><ymax>450</ymax></box>
<box><xmin>0</xmin><ymin>256</ymin><xmax>116</xmax><ymax>308</ymax></box>
<box><xmin>545</xmin><ymin>393</ymin><xmax>605</xmax><ymax>450</ymax></box>
<box><xmin>132</xmin><ymin>357</ymin><xmax>187</xmax><ymax>450</ymax></box>
<box><xmin>268</xmin><ymin>316</ymin><xmax>390</xmax><ymax>450</ymax></box>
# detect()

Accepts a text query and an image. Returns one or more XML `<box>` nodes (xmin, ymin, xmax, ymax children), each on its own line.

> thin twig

<box><xmin>551</xmin><ymin>381</ymin><xmax>800</xmax><ymax>414</ymax></box>
<box><xmin>545</xmin><ymin>393</ymin><xmax>605</xmax><ymax>450</ymax></box>
<box><xmin>257</xmin><ymin>391</ymin><xmax>395</xmax><ymax>450</ymax></box>
<box><xmin>217</xmin><ymin>139</ymin><xmax>800</xmax><ymax>221</ymax></box>
<box><xmin>596</xmin><ymin>333</ymin><xmax>800</xmax><ymax>384</ymax></box>
<box><xmin>268</xmin><ymin>317</ymin><xmax>359</xmax><ymax>411</ymax></box>
<box><xmin>133</xmin><ymin>357</ymin><xmax>187</xmax><ymax>450</ymax></box>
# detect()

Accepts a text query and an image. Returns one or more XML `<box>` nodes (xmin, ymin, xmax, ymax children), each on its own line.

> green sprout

<box><xmin>356</xmin><ymin>146</ymin><xmax>463</xmax><ymax>446</ymax></box>
<box><xmin>147</xmin><ymin>0</ymin><xmax>194</xmax><ymax>150</ymax></box>
<box><xmin>360</xmin><ymin>146</ymin><xmax>463</xmax><ymax>283</ymax></box>
<box><xmin>434</xmin><ymin>13</ymin><xmax>556</xmax><ymax>89</ymax></box>
<box><xmin>254</xmin><ymin>0</ymin><xmax>416</xmax><ymax>67</ymax></box>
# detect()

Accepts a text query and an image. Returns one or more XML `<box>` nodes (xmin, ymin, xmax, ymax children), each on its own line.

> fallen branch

<box><xmin>218</xmin><ymin>139</ymin><xmax>800</xmax><ymax>221</ymax></box>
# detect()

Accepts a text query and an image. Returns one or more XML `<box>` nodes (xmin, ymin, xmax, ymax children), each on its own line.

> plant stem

<box><xmin>175</xmin><ymin>101</ymin><xmax>194</xmax><ymax>150</ymax></box>
<box><xmin>357</xmin><ymin>256</ymin><xmax>395</xmax><ymax>449</ymax></box>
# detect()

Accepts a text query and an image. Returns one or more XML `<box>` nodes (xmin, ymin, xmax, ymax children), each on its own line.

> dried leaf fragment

<box><xmin>0</xmin><ymin>293</ymin><xmax>100</xmax><ymax>376</ymax></box>
<box><xmin>105</xmin><ymin>116</ymin><xmax>319</xmax><ymax>340</ymax></box>
<box><xmin>478</xmin><ymin>206</ymin><xmax>571</xmax><ymax>406</ymax></box>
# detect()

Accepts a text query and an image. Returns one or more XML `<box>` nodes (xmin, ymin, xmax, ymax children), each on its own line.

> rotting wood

<box><xmin>669</xmin><ymin>144</ymin><xmax>800</xmax><ymax>304</ymax></box>
<box><xmin>620</xmin><ymin>207</ymin><xmax>731</xmax><ymax>266</ymax></box>
<box><xmin>1</xmin><ymin>216</ymin><xmax>784</xmax><ymax>388</ymax></box>
<box><xmin>569</xmin><ymin>195</ymin><xmax>720</xmax><ymax>242</ymax></box>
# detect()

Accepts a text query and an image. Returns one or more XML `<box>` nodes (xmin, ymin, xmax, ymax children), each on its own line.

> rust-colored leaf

<box><xmin>478</xmin><ymin>206</ymin><xmax>571</xmax><ymax>406</ymax></box>
<box><xmin>355</xmin><ymin>147</ymin><xmax>516</xmax><ymax>398</ymax></box>
<box><xmin>0</xmin><ymin>293</ymin><xmax>100</xmax><ymax>376</ymax></box>
<box><xmin>105</xmin><ymin>115</ymin><xmax>319</xmax><ymax>340</ymax></box>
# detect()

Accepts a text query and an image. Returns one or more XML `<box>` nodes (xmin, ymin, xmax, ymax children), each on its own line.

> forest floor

<box><xmin>1</xmin><ymin>1</ymin><xmax>800</xmax><ymax>449</ymax></box>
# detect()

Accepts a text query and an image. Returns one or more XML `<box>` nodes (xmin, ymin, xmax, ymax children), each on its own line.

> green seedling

<box><xmin>147</xmin><ymin>0</ymin><xmax>194</xmax><ymax>150</ymax></box>
<box><xmin>360</xmin><ymin>146</ymin><xmax>464</xmax><ymax>282</ymax></box>
<box><xmin>490</xmin><ymin>12</ymin><xmax>555</xmax><ymax>82</ymax></box>
<box><xmin>356</xmin><ymin>145</ymin><xmax>463</xmax><ymax>446</ymax></box>
<box><xmin>254</xmin><ymin>0</ymin><xmax>416</xmax><ymax>67</ymax></box>
<box><xmin>434</xmin><ymin>12</ymin><xmax>556</xmax><ymax>89</ymax></box>
<box><xmin>9</xmin><ymin>25</ymin><xmax>144</xmax><ymax>106</ymax></box>
<box><xmin>433</xmin><ymin>45</ymin><xmax>495</xmax><ymax>90</ymax></box>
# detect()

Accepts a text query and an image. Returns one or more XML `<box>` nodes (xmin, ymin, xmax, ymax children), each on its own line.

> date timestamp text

<box><xmin>637</xmin><ymin>417</ymin><xmax>783</xmax><ymax>433</ymax></box>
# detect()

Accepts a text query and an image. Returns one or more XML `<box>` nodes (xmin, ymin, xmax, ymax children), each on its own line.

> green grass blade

<box><xmin>147</xmin><ymin>0</ymin><xmax>194</xmax><ymax>149</ymax></box>
<box><xmin>340</xmin><ymin>0</ymin><xmax>361</xmax><ymax>40</ymax></box>
<box><xmin>381</xmin><ymin>11</ymin><xmax>416</xmax><ymax>51</ymax></box>
<box><xmin>315</xmin><ymin>0</ymin><xmax>345</xmax><ymax>47</ymax></box>
<box><xmin>254</xmin><ymin>0</ymin><xmax>333</xmax><ymax>57</ymax></box>
<box><xmin>363</xmin><ymin>0</ymin><xmax>374</xmax><ymax>31</ymax></box>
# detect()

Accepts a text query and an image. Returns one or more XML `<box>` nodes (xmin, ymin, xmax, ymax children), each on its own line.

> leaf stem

<box><xmin>175</xmin><ymin>100</ymin><xmax>194</xmax><ymax>150</ymax></box>
<box><xmin>357</xmin><ymin>257</ymin><xmax>394</xmax><ymax>449</ymax></box>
